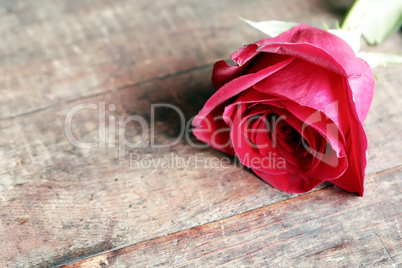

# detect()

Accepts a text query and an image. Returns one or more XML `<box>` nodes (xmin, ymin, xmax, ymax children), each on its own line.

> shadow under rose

<box><xmin>138</xmin><ymin>65</ymin><xmax>217</xmax><ymax>149</ymax></box>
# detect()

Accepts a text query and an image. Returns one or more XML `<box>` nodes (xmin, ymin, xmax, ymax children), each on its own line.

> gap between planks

<box><xmin>0</xmin><ymin>62</ymin><xmax>215</xmax><ymax>121</ymax></box>
<box><xmin>56</xmin><ymin>164</ymin><xmax>402</xmax><ymax>267</ymax></box>
<box><xmin>56</xmin><ymin>186</ymin><xmax>331</xmax><ymax>267</ymax></box>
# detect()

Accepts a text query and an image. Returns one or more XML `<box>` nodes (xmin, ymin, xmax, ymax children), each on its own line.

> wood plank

<box><xmin>1</xmin><ymin>0</ymin><xmax>401</xmax><ymax>267</ymax></box>
<box><xmin>0</xmin><ymin>66</ymin><xmax>318</xmax><ymax>268</ymax></box>
<box><xmin>62</xmin><ymin>166</ymin><xmax>402</xmax><ymax>267</ymax></box>
<box><xmin>0</xmin><ymin>0</ymin><xmax>337</xmax><ymax>119</ymax></box>
<box><xmin>1</xmin><ymin>52</ymin><xmax>401</xmax><ymax>267</ymax></box>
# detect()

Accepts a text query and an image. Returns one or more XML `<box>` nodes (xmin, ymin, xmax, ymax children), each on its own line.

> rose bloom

<box><xmin>192</xmin><ymin>25</ymin><xmax>375</xmax><ymax>196</ymax></box>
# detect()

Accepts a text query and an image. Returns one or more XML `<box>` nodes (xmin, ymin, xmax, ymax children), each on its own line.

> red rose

<box><xmin>192</xmin><ymin>25</ymin><xmax>375</xmax><ymax>196</ymax></box>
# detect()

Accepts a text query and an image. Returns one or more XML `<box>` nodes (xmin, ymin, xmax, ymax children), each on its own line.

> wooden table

<box><xmin>1</xmin><ymin>0</ymin><xmax>401</xmax><ymax>267</ymax></box>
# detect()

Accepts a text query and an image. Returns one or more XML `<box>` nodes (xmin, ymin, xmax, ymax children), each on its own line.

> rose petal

<box><xmin>232</xmin><ymin>25</ymin><xmax>365</xmax><ymax>77</ymax></box>
<box><xmin>330</xmin><ymin>81</ymin><xmax>369</xmax><ymax>196</ymax></box>
<box><xmin>224</xmin><ymin>87</ymin><xmax>347</xmax><ymax>158</ymax></box>
<box><xmin>212</xmin><ymin>60</ymin><xmax>251</xmax><ymax>90</ymax></box>
<box><xmin>270</xmin><ymin>106</ymin><xmax>348</xmax><ymax>181</ymax></box>
<box><xmin>231</xmin><ymin>104</ymin><xmax>286</xmax><ymax>175</ymax></box>
<box><xmin>347</xmin><ymin>59</ymin><xmax>375</xmax><ymax>122</ymax></box>
<box><xmin>254</xmin><ymin>168</ymin><xmax>323</xmax><ymax>194</ymax></box>
<box><xmin>254</xmin><ymin>59</ymin><xmax>350</xmax><ymax>133</ymax></box>
<box><xmin>192</xmin><ymin>57</ymin><xmax>295</xmax><ymax>127</ymax></box>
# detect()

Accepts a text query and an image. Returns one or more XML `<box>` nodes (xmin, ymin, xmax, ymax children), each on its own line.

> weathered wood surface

<box><xmin>65</xmin><ymin>166</ymin><xmax>402</xmax><ymax>268</ymax></box>
<box><xmin>0</xmin><ymin>0</ymin><xmax>401</xmax><ymax>267</ymax></box>
<box><xmin>0</xmin><ymin>0</ymin><xmax>333</xmax><ymax>120</ymax></box>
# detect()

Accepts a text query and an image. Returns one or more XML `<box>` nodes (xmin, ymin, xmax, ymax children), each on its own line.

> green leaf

<box><xmin>322</xmin><ymin>21</ymin><xmax>330</xmax><ymax>31</ymax></box>
<box><xmin>342</xmin><ymin>0</ymin><xmax>402</xmax><ymax>45</ymax></box>
<box><xmin>328</xmin><ymin>29</ymin><xmax>361</xmax><ymax>53</ymax></box>
<box><xmin>357</xmin><ymin>51</ymin><xmax>402</xmax><ymax>68</ymax></box>
<box><xmin>239</xmin><ymin>17</ymin><xmax>298</xmax><ymax>37</ymax></box>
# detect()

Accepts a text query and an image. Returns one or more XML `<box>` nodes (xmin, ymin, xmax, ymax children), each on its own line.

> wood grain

<box><xmin>0</xmin><ymin>55</ymin><xmax>401</xmax><ymax>267</ymax></box>
<box><xmin>64</xmin><ymin>166</ymin><xmax>402</xmax><ymax>267</ymax></box>
<box><xmin>0</xmin><ymin>0</ymin><xmax>401</xmax><ymax>267</ymax></box>
<box><xmin>0</xmin><ymin>63</ymin><xmax>323</xmax><ymax>268</ymax></box>
<box><xmin>0</xmin><ymin>0</ymin><xmax>334</xmax><ymax>119</ymax></box>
